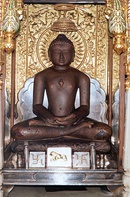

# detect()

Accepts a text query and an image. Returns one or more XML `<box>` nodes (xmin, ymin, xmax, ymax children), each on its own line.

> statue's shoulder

<box><xmin>71</xmin><ymin>67</ymin><xmax>90</xmax><ymax>80</ymax></box>
<box><xmin>35</xmin><ymin>67</ymin><xmax>52</xmax><ymax>78</ymax></box>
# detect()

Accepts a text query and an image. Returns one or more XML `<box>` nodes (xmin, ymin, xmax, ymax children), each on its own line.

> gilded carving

<box><xmin>5</xmin><ymin>4</ymin><xmax>120</xmax><ymax>100</ymax></box>
<box><xmin>96</xmin><ymin>5</ymin><xmax>108</xmax><ymax>90</ymax></box>
<box><xmin>36</xmin><ymin>30</ymin><xmax>87</xmax><ymax>70</ymax></box>
<box><xmin>5</xmin><ymin>53</ymin><xmax>12</xmax><ymax>100</ymax></box>
<box><xmin>2</xmin><ymin>0</ymin><xmax>21</xmax><ymax>53</ymax></box>
<box><xmin>113</xmin><ymin>51</ymin><xmax>120</xmax><ymax>92</ymax></box>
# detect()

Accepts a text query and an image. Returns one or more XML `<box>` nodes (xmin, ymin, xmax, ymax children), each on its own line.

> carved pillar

<box><xmin>0</xmin><ymin>0</ymin><xmax>5</xmax><ymax>196</ymax></box>
<box><xmin>0</xmin><ymin>59</ymin><xmax>3</xmax><ymax>197</ymax></box>
<box><xmin>123</xmin><ymin>1</ymin><xmax>130</xmax><ymax>196</ymax></box>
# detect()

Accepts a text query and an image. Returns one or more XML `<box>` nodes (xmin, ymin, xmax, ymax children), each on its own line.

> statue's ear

<box><xmin>48</xmin><ymin>51</ymin><xmax>51</xmax><ymax>61</ymax></box>
<box><xmin>72</xmin><ymin>52</ymin><xmax>75</xmax><ymax>62</ymax></box>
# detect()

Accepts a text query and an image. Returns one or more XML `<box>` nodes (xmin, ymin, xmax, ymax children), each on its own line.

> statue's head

<box><xmin>48</xmin><ymin>34</ymin><xmax>75</xmax><ymax>62</ymax></box>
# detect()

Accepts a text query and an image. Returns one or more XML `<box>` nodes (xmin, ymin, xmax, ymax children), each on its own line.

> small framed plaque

<box><xmin>73</xmin><ymin>152</ymin><xmax>90</xmax><ymax>168</ymax></box>
<box><xmin>29</xmin><ymin>152</ymin><xmax>45</xmax><ymax>167</ymax></box>
<box><xmin>47</xmin><ymin>147</ymin><xmax>72</xmax><ymax>167</ymax></box>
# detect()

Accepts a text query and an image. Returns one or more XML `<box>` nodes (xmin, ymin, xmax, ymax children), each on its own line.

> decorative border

<box><xmin>23</xmin><ymin>0</ymin><xmax>106</xmax><ymax>4</ymax></box>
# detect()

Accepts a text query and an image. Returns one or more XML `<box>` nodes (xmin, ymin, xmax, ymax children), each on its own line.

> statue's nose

<box><xmin>59</xmin><ymin>51</ymin><xmax>64</xmax><ymax>59</ymax></box>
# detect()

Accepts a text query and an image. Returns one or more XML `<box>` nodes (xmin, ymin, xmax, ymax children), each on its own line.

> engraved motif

<box><xmin>73</xmin><ymin>152</ymin><xmax>90</xmax><ymax>168</ymax></box>
<box><xmin>47</xmin><ymin>147</ymin><xmax>71</xmax><ymax>167</ymax></box>
<box><xmin>50</xmin><ymin>151</ymin><xmax>67</xmax><ymax>161</ymax></box>
<box><xmin>29</xmin><ymin>152</ymin><xmax>45</xmax><ymax>167</ymax></box>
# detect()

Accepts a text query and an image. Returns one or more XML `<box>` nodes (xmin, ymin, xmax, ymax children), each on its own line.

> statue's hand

<box><xmin>55</xmin><ymin>114</ymin><xmax>77</xmax><ymax>126</ymax></box>
<box><xmin>47</xmin><ymin>114</ymin><xmax>77</xmax><ymax>126</ymax></box>
<box><xmin>28</xmin><ymin>116</ymin><xmax>76</xmax><ymax>127</ymax></box>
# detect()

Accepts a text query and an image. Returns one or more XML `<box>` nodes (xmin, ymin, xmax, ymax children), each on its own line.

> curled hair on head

<box><xmin>48</xmin><ymin>34</ymin><xmax>75</xmax><ymax>59</ymax></box>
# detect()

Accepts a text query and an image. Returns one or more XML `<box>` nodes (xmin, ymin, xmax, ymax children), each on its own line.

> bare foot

<box><xmin>80</xmin><ymin>121</ymin><xmax>94</xmax><ymax>128</ymax></box>
<box><xmin>29</xmin><ymin>119</ymin><xmax>45</xmax><ymax>126</ymax></box>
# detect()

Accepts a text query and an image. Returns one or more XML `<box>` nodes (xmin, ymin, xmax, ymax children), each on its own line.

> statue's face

<box><xmin>49</xmin><ymin>42</ymin><xmax>75</xmax><ymax>68</ymax></box>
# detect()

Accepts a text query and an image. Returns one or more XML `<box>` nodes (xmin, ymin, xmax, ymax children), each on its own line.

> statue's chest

<box><xmin>46</xmin><ymin>74</ymin><xmax>76</xmax><ymax>91</ymax></box>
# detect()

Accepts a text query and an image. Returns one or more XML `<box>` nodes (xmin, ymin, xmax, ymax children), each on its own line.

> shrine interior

<box><xmin>0</xmin><ymin>0</ymin><xmax>130</xmax><ymax>196</ymax></box>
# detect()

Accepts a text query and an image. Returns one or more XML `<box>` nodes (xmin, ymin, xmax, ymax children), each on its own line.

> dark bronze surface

<box><xmin>11</xmin><ymin>34</ymin><xmax>111</xmax><ymax>143</ymax></box>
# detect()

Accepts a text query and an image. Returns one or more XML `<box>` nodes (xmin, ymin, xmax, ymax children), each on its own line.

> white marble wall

<box><xmin>123</xmin><ymin>90</ymin><xmax>130</xmax><ymax>197</ymax></box>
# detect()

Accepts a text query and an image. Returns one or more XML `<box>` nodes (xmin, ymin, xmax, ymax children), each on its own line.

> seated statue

<box><xmin>11</xmin><ymin>34</ymin><xmax>112</xmax><ymax>141</ymax></box>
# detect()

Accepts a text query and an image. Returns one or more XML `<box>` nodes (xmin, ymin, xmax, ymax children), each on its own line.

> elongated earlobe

<box><xmin>72</xmin><ymin>53</ymin><xmax>75</xmax><ymax>62</ymax></box>
<box><xmin>48</xmin><ymin>51</ymin><xmax>51</xmax><ymax>61</ymax></box>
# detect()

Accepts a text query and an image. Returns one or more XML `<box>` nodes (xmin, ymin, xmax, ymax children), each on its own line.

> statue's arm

<box><xmin>33</xmin><ymin>72</ymin><xmax>53</xmax><ymax>119</ymax></box>
<box><xmin>74</xmin><ymin>73</ymin><xmax>90</xmax><ymax>119</ymax></box>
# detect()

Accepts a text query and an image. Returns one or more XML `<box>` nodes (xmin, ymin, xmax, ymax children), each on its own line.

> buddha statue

<box><xmin>11</xmin><ymin>34</ymin><xmax>111</xmax><ymax>142</ymax></box>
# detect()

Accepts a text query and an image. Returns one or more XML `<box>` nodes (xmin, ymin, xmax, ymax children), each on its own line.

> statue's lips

<box><xmin>58</xmin><ymin>60</ymin><xmax>65</xmax><ymax>64</ymax></box>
